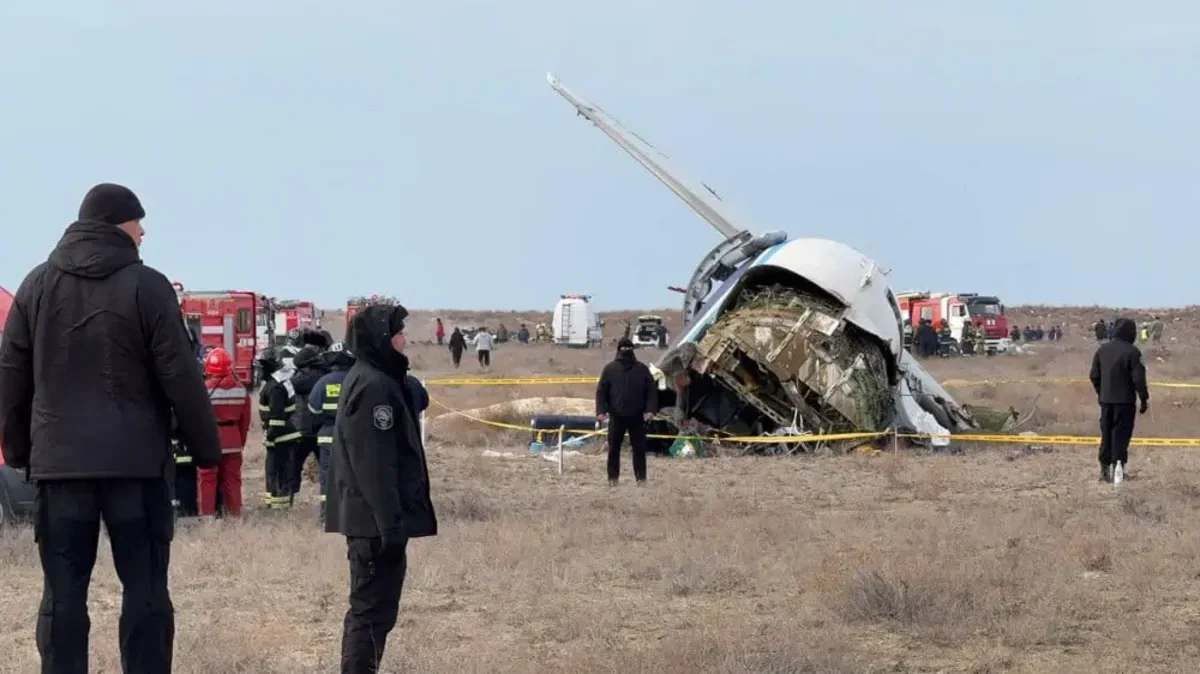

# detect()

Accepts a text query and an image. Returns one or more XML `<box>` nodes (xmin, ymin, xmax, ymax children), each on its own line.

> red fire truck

<box><xmin>271</xmin><ymin>299</ymin><xmax>319</xmax><ymax>346</ymax></box>
<box><xmin>895</xmin><ymin>291</ymin><xmax>1011</xmax><ymax>353</ymax></box>
<box><xmin>177</xmin><ymin>284</ymin><xmax>264</xmax><ymax>385</ymax></box>
<box><xmin>346</xmin><ymin>294</ymin><xmax>398</xmax><ymax>333</ymax></box>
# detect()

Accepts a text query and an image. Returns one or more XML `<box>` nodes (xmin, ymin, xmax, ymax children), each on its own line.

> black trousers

<box><xmin>35</xmin><ymin>478</ymin><xmax>175</xmax><ymax>674</ymax></box>
<box><xmin>477</xmin><ymin>349</ymin><xmax>490</xmax><ymax>367</ymax></box>
<box><xmin>290</xmin><ymin>436</ymin><xmax>319</xmax><ymax>494</ymax></box>
<box><xmin>607</xmin><ymin>415</ymin><xmax>648</xmax><ymax>482</ymax></box>
<box><xmin>172</xmin><ymin>462</ymin><xmax>198</xmax><ymax>517</ymax></box>
<box><xmin>265</xmin><ymin>442</ymin><xmax>296</xmax><ymax>505</ymax></box>
<box><xmin>341</xmin><ymin>536</ymin><xmax>408</xmax><ymax>674</ymax></box>
<box><xmin>450</xmin><ymin>349</ymin><xmax>462</xmax><ymax>368</ymax></box>
<box><xmin>1098</xmin><ymin>403</ymin><xmax>1137</xmax><ymax>467</ymax></box>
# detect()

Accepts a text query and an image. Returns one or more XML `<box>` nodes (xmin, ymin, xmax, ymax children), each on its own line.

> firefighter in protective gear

<box><xmin>199</xmin><ymin>348</ymin><xmax>251</xmax><ymax>517</ymax></box>
<box><xmin>289</xmin><ymin>344</ymin><xmax>330</xmax><ymax>496</ymax></box>
<box><xmin>170</xmin><ymin>411</ymin><xmax>199</xmax><ymax>517</ymax></box>
<box><xmin>309</xmin><ymin>341</ymin><xmax>356</xmax><ymax>523</ymax></box>
<box><xmin>258</xmin><ymin>348</ymin><xmax>301</xmax><ymax>509</ymax></box>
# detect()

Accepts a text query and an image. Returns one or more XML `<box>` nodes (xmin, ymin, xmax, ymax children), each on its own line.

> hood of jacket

<box><xmin>1113</xmin><ymin>317</ymin><xmax>1137</xmax><ymax>344</ymax></box>
<box><xmin>351</xmin><ymin>304</ymin><xmax>410</xmax><ymax>380</ymax></box>
<box><xmin>48</xmin><ymin>219</ymin><xmax>142</xmax><ymax>279</ymax></box>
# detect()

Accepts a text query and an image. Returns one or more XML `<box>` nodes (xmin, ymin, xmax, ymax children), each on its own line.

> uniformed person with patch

<box><xmin>308</xmin><ymin>341</ymin><xmax>356</xmax><ymax>524</ymax></box>
<box><xmin>326</xmin><ymin>304</ymin><xmax>437</xmax><ymax>673</ymax></box>
<box><xmin>257</xmin><ymin>348</ymin><xmax>301</xmax><ymax>509</ymax></box>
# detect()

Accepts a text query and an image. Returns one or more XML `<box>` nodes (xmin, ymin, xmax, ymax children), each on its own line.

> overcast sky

<box><xmin>2</xmin><ymin>1</ymin><xmax>1197</xmax><ymax>309</ymax></box>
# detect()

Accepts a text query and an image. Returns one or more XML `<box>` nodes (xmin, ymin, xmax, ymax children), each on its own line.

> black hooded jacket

<box><xmin>0</xmin><ymin>220</ymin><xmax>221</xmax><ymax>478</ymax></box>
<box><xmin>596</xmin><ymin>343</ymin><xmax>657</xmax><ymax>417</ymax></box>
<box><xmin>325</xmin><ymin>304</ymin><xmax>437</xmax><ymax>539</ymax></box>
<box><xmin>1089</xmin><ymin>318</ymin><xmax>1150</xmax><ymax>406</ymax></box>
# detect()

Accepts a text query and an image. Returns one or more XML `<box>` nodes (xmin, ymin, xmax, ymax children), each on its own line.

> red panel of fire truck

<box><xmin>271</xmin><ymin>299</ymin><xmax>318</xmax><ymax>345</ymax></box>
<box><xmin>178</xmin><ymin>287</ymin><xmax>262</xmax><ymax>385</ymax></box>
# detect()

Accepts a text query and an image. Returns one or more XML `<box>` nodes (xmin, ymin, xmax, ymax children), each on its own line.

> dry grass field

<box><xmin>4</xmin><ymin>305</ymin><xmax>1200</xmax><ymax>673</ymax></box>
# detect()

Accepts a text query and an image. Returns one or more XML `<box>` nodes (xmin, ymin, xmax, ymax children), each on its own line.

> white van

<box><xmin>552</xmin><ymin>294</ymin><xmax>604</xmax><ymax>348</ymax></box>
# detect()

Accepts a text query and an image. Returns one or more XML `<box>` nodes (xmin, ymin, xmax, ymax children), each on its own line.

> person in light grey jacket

<box><xmin>473</xmin><ymin>329</ymin><xmax>495</xmax><ymax>369</ymax></box>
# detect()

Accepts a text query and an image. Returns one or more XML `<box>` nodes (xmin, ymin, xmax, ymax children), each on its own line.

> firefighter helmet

<box><xmin>293</xmin><ymin>345</ymin><xmax>322</xmax><ymax>370</ymax></box>
<box><xmin>204</xmin><ymin>348</ymin><xmax>233</xmax><ymax>377</ymax></box>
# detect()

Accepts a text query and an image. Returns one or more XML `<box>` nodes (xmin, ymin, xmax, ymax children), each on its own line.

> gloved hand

<box><xmin>1139</xmin><ymin>399</ymin><xmax>1149</xmax><ymax>415</ymax></box>
<box><xmin>378</xmin><ymin>531</ymin><xmax>407</xmax><ymax>563</ymax></box>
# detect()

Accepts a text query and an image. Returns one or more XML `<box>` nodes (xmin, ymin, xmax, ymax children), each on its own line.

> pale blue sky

<box><xmin>2</xmin><ymin>2</ymin><xmax>1197</xmax><ymax>310</ymax></box>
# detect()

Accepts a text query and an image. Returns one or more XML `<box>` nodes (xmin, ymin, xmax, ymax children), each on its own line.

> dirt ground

<box><xmin>3</xmin><ymin>306</ymin><xmax>1200</xmax><ymax>673</ymax></box>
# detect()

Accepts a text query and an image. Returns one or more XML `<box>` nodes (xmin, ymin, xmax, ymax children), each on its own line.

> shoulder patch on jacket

<box><xmin>373</xmin><ymin>404</ymin><xmax>394</xmax><ymax>430</ymax></box>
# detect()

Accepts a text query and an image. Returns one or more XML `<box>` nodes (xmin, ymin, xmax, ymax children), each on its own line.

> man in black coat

<box><xmin>326</xmin><ymin>303</ymin><xmax>437</xmax><ymax>673</ymax></box>
<box><xmin>1089</xmin><ymin>317</ymin><xmax>1150</xmax><ymax>483</ymax></box>
<box><xmin>596</xmin><ymin>337</ymin><xmax>658</xmax><ymax>486</ymax></box>
<box><xmin>0</xmin><ymin>183</ymin><xmax>222</xmax><ymax>673</ymax></box>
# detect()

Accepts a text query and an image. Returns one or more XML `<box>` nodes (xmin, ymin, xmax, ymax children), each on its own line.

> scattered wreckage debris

<box><xmin>545</xmin><ymin>73</ymin><xmax>1030</xmax><ymax>454</ymax></box>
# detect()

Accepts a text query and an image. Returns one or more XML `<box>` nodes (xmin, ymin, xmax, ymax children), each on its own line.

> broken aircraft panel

<box><xmin>546</xmin><ymin>73</ymin><xmax>980</xmax><ymax>450</ymax></box>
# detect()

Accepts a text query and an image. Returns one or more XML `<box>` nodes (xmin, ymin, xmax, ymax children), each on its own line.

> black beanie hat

<box><xmin>79</xmin><ymin>183</ymin><xmax>146</xmax><ymax>225</ymax></box>
<box><xmin>389</xmin><ymin>305</ymin><xmax>409</xmax><ymax>336</ymax></box>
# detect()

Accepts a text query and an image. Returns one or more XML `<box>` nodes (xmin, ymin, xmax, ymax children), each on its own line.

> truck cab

<box><xmin>896</xmin><ymin>291</ymin><xmax>1011</xmax><ymax>353</ymax></box>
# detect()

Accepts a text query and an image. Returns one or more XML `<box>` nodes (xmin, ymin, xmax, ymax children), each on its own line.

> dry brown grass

<box><xmin>5</xmin><ymin>305</ymin><xmax>1200</xmax><ymax>672</ymax></box>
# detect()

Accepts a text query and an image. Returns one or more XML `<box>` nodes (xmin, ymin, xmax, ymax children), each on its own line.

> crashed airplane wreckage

<box><xmin>547</xmin><ymin>73</ymin><xmax>998</xmax><ymax>453</ymax></box>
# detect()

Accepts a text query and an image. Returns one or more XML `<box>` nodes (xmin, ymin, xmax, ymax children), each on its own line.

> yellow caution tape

<box><xmin>941</xmin><ymin>377</ymin><xmax>1200</xmax><ymax>390</ymax></box>
<box><xmin>425</xmin><ymin>376</ymin><xmax>599</xmax><ymax>386</ymax></box>
<box><xmin>428</xmin><ymin>398</ymin><xmax>1200</xmax><ymax>447</ymax></box>
<box><xmin>427</xmin><ymin>375</ymin><xmax>1200</xmax><ymax>390</ymax></box>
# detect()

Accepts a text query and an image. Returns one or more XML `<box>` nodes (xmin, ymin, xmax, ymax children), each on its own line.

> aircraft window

<box><xmin>237</xmin><ymin>309</ymin><xmax>252</xmax><ymax>333</ymax></box>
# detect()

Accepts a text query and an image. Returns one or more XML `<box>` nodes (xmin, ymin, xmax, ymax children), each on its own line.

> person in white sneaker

<box><xmin>1088</xmin><ymin>317</ymin><xmax>1150</xmax><ymax>483</ymax></box>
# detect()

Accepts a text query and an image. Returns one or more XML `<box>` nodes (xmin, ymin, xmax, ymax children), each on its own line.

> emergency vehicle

<box><xmin>895</xmin><ymin>291</ymin><xmax>1011</xmax><ymax>353</ymax></box>
<box><xmin>0</xmin><ymin>284</ymin><xmax>36</xmax><ymax>526</ymax></box>
<box><xmin>552</xmin><ymin>294</ymin><xmax>604</xmax><ymax>348</ymax></box>
<box><xmin>346</xmin><ymin>294</ymin><xmax>398</xmax><ymax>333</ymax></box>
<box><xmin>631</xmin><ymin>314</ymin><xmax>667</xmax><ymax>348</ymax></box>
<box><xmin>272</xmin><ymin>299</ymin><xmax>319</xmax><ymax>346</ymax></box>
<box><xmin>177</xmin><ymin>284</ymin><xmax>263</xmax><ymax>385</ymax></box>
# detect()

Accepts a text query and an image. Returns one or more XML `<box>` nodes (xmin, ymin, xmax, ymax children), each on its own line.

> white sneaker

<box><xmin>1113</xmin><ymin>462</ymin><xmax>1124</xmax><ymax>485</ymax></box>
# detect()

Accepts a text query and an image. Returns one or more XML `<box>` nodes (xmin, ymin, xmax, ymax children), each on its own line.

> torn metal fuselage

<box><xmin>546</xmin><ymin>73</ymin><xmax>975</xmax><ymax>450</ymax></box>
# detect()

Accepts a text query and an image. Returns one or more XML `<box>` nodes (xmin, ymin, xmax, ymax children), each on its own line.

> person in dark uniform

<box><xmin>309</xmin><ymin>341</ymin><xmax>356</xmax><ymax>524</ymax></box>
<box><xmin>595</xmin><ymin>337</ymin><xmax>658</xmax><ymax>486</ymax></box>
<box><xmin>258</xmin><ymin>348</ymin><xmax>301</xmax><ymax>509</ymax></box>
<box><xmin>1089</xmin><ymin>317</ymin><xmax>1150</xmax><ymax>483</ymax></box>
<box><xmin>326</xmin><ymin>303</ymin><xmax>437</xmax><ymax>673</ymax></box>
<box><xmin>0</xmin><ymin>183</ymin><xmax>221</xmax><ymax>673</ymax></box>
<box><xmin>289</xmin><ymin>344</ymin><xmax>330</xmax><ymax>496</ymax></box>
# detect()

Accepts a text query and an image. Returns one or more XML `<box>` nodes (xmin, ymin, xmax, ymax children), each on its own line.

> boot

<box><xmin>1100</xmin><ymin>464</ymin><xmax>1112</xmax><ymax>483</ymax></box>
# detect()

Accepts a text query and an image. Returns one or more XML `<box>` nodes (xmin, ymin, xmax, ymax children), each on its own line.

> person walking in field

<box><xmin>448</xmin><ymin>327</ymin><xmax>466</xmax><ymax>368</ymax></box>
<box><xmin>1089</xmin><ymin>317</ymin><xmax>1150</xmax><ymax>484</ymax></box>
<box><xmin>473</xmin><ymin>327</ymin><xmax>494</xmax><ymax>370</ymax></box>
<box><xmin>595</xmin><ymin>338</ymin><xmax>658</xmax><ymax>486</ymax></box>
<box><xmin>0</xmin><ymin>183</ymin><xmax>222</xmax><ymax>672</ymax></box>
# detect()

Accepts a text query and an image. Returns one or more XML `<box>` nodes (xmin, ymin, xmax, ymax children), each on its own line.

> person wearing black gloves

<box><xmin>0</xmin><ymin>183</ymin><xmax>221</xmax><ymax>673</ymax></box>
<box><xmin>596</xmin><ymin>337</ymin><xmax>658</xmax><ymax>486</ymax></box>
<box><xmin>325</xmin><ymin>303</ymin><xmax>437</xmax><ymax>673</ymax></box>
<box><xmin>1089</xmin><ymin>317</ymin><xmax>1150</xmax><ymax>484</ymax></box>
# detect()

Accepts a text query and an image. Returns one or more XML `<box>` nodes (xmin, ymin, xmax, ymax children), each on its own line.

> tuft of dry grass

<box><xmin>3</xmin><ymin>305</ymin><xmax>1200</xmax><ymax>672</ymax></box>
